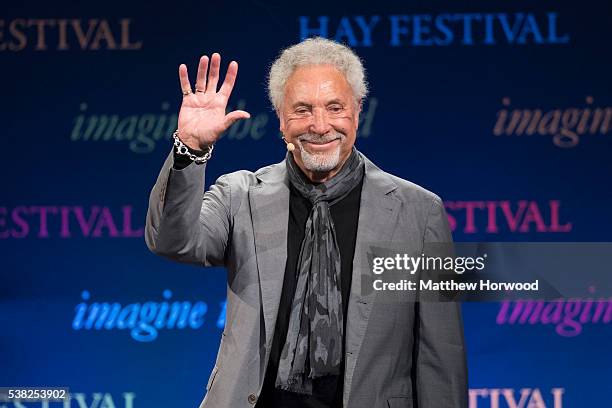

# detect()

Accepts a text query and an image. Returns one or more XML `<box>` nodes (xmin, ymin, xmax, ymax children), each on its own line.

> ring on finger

<box><xmin>182</xmin><ymin>89</ymin><xmax>192</xmax><ymax>95</ymax></box>
<box><xmin>195</xmin><ymin>87</ymin><xmax>205</xmax><ymax>93</ymax></box>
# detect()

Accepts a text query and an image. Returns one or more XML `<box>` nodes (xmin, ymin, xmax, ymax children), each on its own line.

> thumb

<box><xmin>224</xmin><ymin>110</ymin><xmax>251</xmax><ymax>129</ymax></box>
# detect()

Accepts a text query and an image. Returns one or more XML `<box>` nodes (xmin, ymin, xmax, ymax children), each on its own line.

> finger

<box><xmin>219</xmin><ymin>60</ymin><xmax>238</xmax><ymax>98</ymax></box>
<box><xmin>195</xmin><ymin>55</ymin><xmax>209</xmax><ymax>93</ymax></box>
<box><xmin>223</xmin><ymin>110</ymin><xmax>251</xmax><ymax>129</ymax></box>
<box><xmin>179</xmin><ymin>64</ymin><xmax>192</xmax><ymax>95</ymax></box>
<box><xmin>206</xmin><ymin>52</ymin><xmax>221</xmax><ymax>93</ymax></box>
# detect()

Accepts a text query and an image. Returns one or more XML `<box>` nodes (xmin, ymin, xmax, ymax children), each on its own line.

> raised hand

<box><xmin>177</xmin><ymin>53</ymin><xmax>250</xmax><ymax>150</ymax></box>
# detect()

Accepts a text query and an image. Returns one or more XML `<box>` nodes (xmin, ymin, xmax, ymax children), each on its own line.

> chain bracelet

<box><xmin>172</xmin><ymin>130</ymin><xmax>214</xmax><ymax>165</ymax></box>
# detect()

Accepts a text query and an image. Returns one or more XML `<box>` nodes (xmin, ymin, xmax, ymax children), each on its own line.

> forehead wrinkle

<box><xmin>285</xmin><ymin>65</ymin><xmax>352</xmax><ymax>105</ymax></box>
<box><xmin>291</xmin><ymin>78</ymin><xmax>349</xmax><ymax>107</ymax></box>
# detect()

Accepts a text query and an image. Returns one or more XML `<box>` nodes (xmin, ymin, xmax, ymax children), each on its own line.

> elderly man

<box><xmin>145</xmin><ymin>37</ymin><xmax>467</xmax><ymax>408</ymax></box>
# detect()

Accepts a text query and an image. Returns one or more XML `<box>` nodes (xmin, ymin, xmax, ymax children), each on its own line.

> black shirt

<box><xmin>256</xmin><ymin>177</ymin><xmax>363</xmax><ymax>408</ymax></box>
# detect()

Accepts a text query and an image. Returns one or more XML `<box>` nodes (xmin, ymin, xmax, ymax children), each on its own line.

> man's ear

<box><xmin>277</xmin><ymin>108</ymin><xmax>286</xmax><ymax>133</ymax></box>
<box><xmin>354</xmin><ymin>99</ymin><xmax>363</xmax><ymax>128</ymax></box>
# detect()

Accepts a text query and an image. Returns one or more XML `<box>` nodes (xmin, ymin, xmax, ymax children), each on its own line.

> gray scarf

<box><xmin>275</xmin><ymin>147</ymin><xmax>365</xmax><ymax>394</ymax></box>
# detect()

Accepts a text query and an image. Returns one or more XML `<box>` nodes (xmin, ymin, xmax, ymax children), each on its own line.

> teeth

<box><xmin>307</xmin><ymin>139</ymin><xmax>336</xmax><ymax>144</ymax></box>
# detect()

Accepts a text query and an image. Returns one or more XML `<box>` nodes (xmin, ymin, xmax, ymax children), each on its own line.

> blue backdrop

<box><xmin>1</xmin><ymin>1</ymin><xmax>611</xmax><ymax>407</ymax></box>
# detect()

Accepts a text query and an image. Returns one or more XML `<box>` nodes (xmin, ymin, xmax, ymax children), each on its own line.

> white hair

<box><xmin>267</xmin><ymin>37</ymin><xmax>368</xmax><ymax>112</ymax></box>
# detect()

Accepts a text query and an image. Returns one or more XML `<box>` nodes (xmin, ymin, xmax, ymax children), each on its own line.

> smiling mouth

<box><xmin>301</xmin><ymin>138</ymin><xmax>340</xmax><ymax>147</ymax></box>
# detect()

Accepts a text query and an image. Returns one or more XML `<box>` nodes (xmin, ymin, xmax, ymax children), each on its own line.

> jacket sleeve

<box><xmin>414</xmin><ymin>196</ymin><xmax>468</xmax><ymax>408</ymax></box>
<box><xmin>145</xmin><ymin>148</ymin><xmax>231</xmax><ymax>267</ymax></box>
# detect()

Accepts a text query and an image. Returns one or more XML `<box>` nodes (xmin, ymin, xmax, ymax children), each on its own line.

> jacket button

<box><xmin>247</xmin><ymin>394</ymin><xmax>257</xmax><ymax>404</ymax></box>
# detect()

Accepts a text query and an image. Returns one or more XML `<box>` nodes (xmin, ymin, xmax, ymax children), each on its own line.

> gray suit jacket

<box><xmin>145</xmin><ymin>149</ymin><xmax>468</xmax><ymax>408</ymax></box>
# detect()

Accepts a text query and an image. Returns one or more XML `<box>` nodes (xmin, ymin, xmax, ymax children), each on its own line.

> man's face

<box><xmin>278</xmin><ymin>64</ymin><xmax>361</xmax><ymax>181</ymax></box>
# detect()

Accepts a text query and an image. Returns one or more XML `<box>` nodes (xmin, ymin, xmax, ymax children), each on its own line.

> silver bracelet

<box><xmin>172</xmin><ymin>130</ymin><xmax>214</xmax><ymax>165</ymax></box>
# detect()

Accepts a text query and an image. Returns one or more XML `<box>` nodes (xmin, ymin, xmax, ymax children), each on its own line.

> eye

<box><xmin>295</xmin><ymin>106</ymin><xmax>310</xmax><ymax>114</ymax></box>
<box><xmin>328</xmin><ymin>104</ymin><xmax>344</xmax><ymax>113</ymax></box>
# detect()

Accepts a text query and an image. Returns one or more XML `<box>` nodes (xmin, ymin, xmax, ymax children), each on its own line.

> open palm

<box><xmin>177</xmin><ymin>53</ymin><xmax>250</xmax><ymax>150</ymax></box>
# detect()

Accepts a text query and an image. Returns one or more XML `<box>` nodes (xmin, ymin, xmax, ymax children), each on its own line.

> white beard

<box><xmin>295</xmin><ymin>132</ymin><xmax>345</xmax><ymax>173</ymax></box>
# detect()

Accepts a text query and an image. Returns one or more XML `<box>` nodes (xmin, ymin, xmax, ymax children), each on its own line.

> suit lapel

<box><xmin>343</xmin><ymin>156</ymin><xmax>400</xmax><ymax>406</ymax></box>
<box><xmin>249</xmin><ymin>162</ymin><xmax>290</xmax><ymax>347</ymax></box>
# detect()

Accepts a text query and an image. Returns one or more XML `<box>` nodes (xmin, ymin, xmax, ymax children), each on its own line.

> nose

<box><xmin>309</xmin><ymin>108</ymin><xmax>332</xmax><ymax>135</ymax></box>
